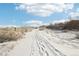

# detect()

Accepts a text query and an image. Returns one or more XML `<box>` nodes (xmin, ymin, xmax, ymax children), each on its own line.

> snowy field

<box><xmin>0</xmin><ymin>29</ymin><xmax>79</xmax><ymax>56</ymax></box>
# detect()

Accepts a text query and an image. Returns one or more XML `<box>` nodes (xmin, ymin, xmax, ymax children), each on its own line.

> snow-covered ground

<box><xmin>0</xmin><ymin>29</ymin><xmax>79</xmax><ymax>56</ymax></box>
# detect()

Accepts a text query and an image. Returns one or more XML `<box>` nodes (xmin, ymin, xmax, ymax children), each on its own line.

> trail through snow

<box><xmin>0</xmin><ymin>29</ymin><xmax>79</xmax><ymax>56</ymax></box>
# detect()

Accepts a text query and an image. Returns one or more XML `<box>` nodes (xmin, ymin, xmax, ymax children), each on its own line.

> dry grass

<box><xmin>0</xmin><ymin>27</ymin><xmax>29</xmax><ymax>43</ymax></box>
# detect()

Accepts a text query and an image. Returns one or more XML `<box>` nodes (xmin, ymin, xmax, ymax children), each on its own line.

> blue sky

<box><xmin>0</xmin><ymin>3</ymin><xmax>79</xmax><ymax>26</ymax></box>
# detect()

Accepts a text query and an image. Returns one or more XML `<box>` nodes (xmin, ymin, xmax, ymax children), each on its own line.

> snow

<box><xmin>0</xmin><ymin>29</ymin><xmax>79</xmax><ymax>56</ymax></box>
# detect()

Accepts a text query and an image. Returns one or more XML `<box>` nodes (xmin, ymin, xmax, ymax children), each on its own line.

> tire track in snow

<box><xmin>37</xmin><ymin>31</ymin><xmax>65</xmax><ymax>56</ymax></box>
<box><xmin>44</xmin><ymin>29</ymin><xmax>79</xmax><ymax>49</ymax></box>
<box><xmin>30</xmin><ymin>30</ymin><xmax>65</xmax><ymax>56</ymax></box>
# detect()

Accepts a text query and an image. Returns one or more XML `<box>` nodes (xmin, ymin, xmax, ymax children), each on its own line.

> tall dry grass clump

<box><xmin>0</xmin><ymin>27</ymin><xmax>27</xmax><ymax>43</ymax></box>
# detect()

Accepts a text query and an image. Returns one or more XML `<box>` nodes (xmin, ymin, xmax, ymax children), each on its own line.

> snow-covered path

<box><xmin>30</xmin><ymin>30</ymin><xmax>65</xmax><ymax>56</ymax></box>
<box><xmin>0</xmin><ymin>29</ymin><xmax>79</xmax><ymax>56</ymax></box>
<box><xmin>8</xmin><ymin>29</ymin><xmax>65</xmax><ymax>56</ymax></box>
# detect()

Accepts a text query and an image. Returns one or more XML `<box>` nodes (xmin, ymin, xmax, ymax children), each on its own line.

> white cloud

<box><xmin>0</xmin><ymin>25</ymin><xmax>19</xmax><ymax>28</ymax></box>
<box><xmin>15</xmin><ymin>4</ymin><xmax>26</xmax><ymax>10</ymax></box>
<box><xmin>69</xmin><ymin>12</ymin><xmax>79</xmax><ymax>19</ymax></box>
<box><xmin>25</xmin><ymin>20</ymin><xmax>43</xmax><ymax>27</ymax></box>
<box><xmin>52</xmin><ymin>19</ymin><xmax>70</xmax><ymax>24</ymax></box>
<box><xmin>26</xmin><ymin>20</ymin><xmax>42</xmax><ymax>25</ymax></box>
<box><xmin>25</xmin><ymin>20</ymin><xmax>49</xmax><ymax>27</ymax></box>
<box><xmin>16</xmin><ymin>3</ymin><xmax>74</xmax><ymax>17</ymax></box>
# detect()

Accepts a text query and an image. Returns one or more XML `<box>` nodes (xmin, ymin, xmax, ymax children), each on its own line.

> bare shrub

<box><xmin>0</xmin><ymin>27</ymin><xmax>27</xmax><ymax>43</ymax></box>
